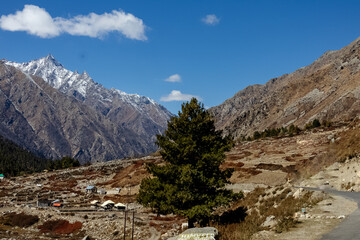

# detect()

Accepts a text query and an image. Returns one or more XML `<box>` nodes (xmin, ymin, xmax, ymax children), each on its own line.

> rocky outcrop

<box><xmin>210</xmin><ymin>37</ymin><xmax>360</xmax><ymax>138</ymax></box>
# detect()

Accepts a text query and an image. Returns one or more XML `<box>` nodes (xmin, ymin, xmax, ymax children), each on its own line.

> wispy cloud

<box><xmin>202</xmin><ymin>14</ymin><xmax>220</xmax><ymax>26</ymax></box>
<box><xmin>160</xmin><ymin>90</ymin><xmax>201</xmax><ymax>102</ymax></box>
<box><xmin>165</xmin><ymin>74</ymin><xmax>181</xmax><ymax>83</ymax></box>
<box><xmin>0</xmin><ymin>5</ymin><xmax>147</xmax><ymax>40</ymax></box>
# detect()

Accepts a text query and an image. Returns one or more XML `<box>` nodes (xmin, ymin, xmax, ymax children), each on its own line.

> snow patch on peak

<box><xmin>5</xmin><ymin>55</ymin><xmax>91</xmax><ymax>97</ymax></box>
<box><xmin>110</xmin><ymin>88</ymin><xmax>158</xmax><ymax>111</ymax></box>
<box><xmin>5</xmin><ymin>55</ymin><xmax>171</xmax><ymax>119</ymax></box>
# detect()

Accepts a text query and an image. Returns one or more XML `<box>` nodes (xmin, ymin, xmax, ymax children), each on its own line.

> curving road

<box><xmin>302</xmin><ymin>187</ymin><xmax>360</xmax><ymax>240</ymax></box>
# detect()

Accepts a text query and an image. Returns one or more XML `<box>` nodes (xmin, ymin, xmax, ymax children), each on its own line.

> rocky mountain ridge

<box><xmin>210</xmin><ymin>37</ymin><xmax>360</xmax><ymax>138</ymax></box>
<box><xmin>0</xmin><ymin>56</ymin><xmax>173</xmax><ymax>163</ymax></box>
<box><xmin>5</xmin><ymin>55</ymin><xmax>172</xmax><ymax>138</ymax></box>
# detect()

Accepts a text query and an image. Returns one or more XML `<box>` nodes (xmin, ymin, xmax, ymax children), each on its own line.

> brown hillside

<box><xmin>210</xmin><ymin>37</ymin><xmax>360</xmax><ymax>138</ymax></box>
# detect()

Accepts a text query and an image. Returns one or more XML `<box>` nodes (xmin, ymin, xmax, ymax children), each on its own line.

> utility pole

<box><xmin>123</xmin><ymin>210</ymin><xmax>127</xmax><ymax>240</ymax></box>
<box><xmin>131</xmin><ymin>210</ymin><xmax>135</xmax><ymax>240</ymax></box>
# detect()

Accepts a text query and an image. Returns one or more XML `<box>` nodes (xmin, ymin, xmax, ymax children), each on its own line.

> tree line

<box><xmin>242</xmin><ymin>119</ymin><xmax>331</xmax><ymax>141</ymax></box>
<box><xmin>0</xmin><ymin>136</ymin><xmax>79</xmax><ymax>177</ymax></box>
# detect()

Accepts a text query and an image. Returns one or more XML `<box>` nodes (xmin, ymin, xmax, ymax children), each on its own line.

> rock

<box><xmin>261</xmin><ymin>215</ymin><xmax>277</xmax><ymax>228</ymax></box>
<box><xmin>293</xmin><ymin>188</ymin><xmax>304</xmax><ymax>199</ymax></box>
<box><xmin>338</xmin><ymin>215</ymin><xmax>345</xmax><ymax>219</ymax></box>
<box><xmin>310</xmin><ymin>190</ymin><xmax>327</xmax><ymax>201</ymax></box>
<box><xmin>181</xmin><ymin>222</ymin><xmax>188</xmax><ymax>231</ymax></box>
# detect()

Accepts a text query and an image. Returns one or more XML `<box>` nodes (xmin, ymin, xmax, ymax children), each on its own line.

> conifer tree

<box><xmin>137</xmin><ymin>98</ymin><xmax>240</xmax><ymax>227</ymax></box>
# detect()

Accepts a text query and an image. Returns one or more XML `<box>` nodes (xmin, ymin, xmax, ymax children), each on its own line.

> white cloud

<box><xmin>0</xmin><ymin>5</ymin><xmax>147</xmax><ymax>40</ymax></box>
<box><xmin>202</xmin><ymin>14</ymin><xmax>220</xmax><ymax>25</ymax></box>
<box><xmin>160</xmin><ymin>90</ymin><xmax>202</xmax><ymax>102</ymax></box>
<box><xmin>0</xmin><ymin>5</ymin><xmax>59</xmax><ymax>38</ymax></box>
<box><xmin>165</xmin><ymin>74</ymin><xmax>181</xmax><ymax>83</ymax></box>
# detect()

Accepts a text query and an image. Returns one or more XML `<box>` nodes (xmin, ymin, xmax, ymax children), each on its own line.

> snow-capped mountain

<box><xmin>5</xmin><ymin>55</ymin><xmax>171</xmax><ymax>127</ymax></box>
<box><xmin>2</xmin><ymin>55</ymin><xmax>173</xmax><ymax>162</ymax></box>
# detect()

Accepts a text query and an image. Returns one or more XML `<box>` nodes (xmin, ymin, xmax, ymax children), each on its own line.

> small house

<box><xmin>90</xmin><ymin>200</ymin><xmax>100</xmax><ymax>209</ymax></box>
<box><xmin>114</xmin><ymin>203</ymin><xmax>126</xmax><ymax>210</ymax></box>
<box><xmin>37</xmin><ymin>199</ymin><xmax>51</xmax><ymax>208</ymax></box>
<box><xmin>0</xmin><ymin>174</ymin><xmax>4</xmax><ymax>180</ymax></box>
<box><xmin>99</xmin><ymin>189</ymin><xmax>107</xmax><ymax>195</ymax></box>
<box><xmin>86</xmin><ymin>185</ymin><xmax>97</xmax><ymax>193</ymax></box>
<box><xmin>101</xmin><ymin>200</ymin><xmax>115</xmax><ymax>210</ymax></box>
<box><xmin>91</xmin><ymin>200</ymin><xmax>100</xmax><ymax>205</ymax></box>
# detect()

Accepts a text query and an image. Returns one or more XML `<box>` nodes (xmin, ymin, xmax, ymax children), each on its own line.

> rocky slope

<box><xmin>0</xmin><ymin>58</ymin><xmax>172</xmax><ymax>163</ymax></box>
<box><xmin>210</xmin><ymin>37</ymin><xmax>360</xmax><ymax>138</ymax></box>
<box><xmin>5</xmin><ymin>55</ymin><xmax>172</xmax><ymax>149</ymax></box>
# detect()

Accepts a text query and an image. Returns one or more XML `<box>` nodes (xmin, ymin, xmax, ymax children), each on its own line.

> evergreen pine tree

<box><xmin>137</xmin><ymin>98</ymin><xmax>240</xmax><ymax>227</ymax></box>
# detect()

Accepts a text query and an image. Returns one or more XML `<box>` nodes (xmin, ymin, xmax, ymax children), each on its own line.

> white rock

<box><xmin>261</xmin><ymin>215</ymin><xmax>277</xmax><ymax>228</ymax></box>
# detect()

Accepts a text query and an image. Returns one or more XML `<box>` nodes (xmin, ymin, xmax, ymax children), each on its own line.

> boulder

<box><xmin>261</xmin><ymin>215</ymin><xmax>277</xmax><ymax>228</ymax></box>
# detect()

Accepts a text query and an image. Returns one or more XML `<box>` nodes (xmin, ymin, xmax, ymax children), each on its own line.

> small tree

<box><xmin>137</xmin><ymin>98</ymin><xmax>240</xmax><ymax>227</ymax></box>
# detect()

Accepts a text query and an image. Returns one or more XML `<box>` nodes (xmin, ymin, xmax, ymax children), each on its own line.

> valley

<box><xmin>1</xmin><ymin>2</ymin><xmax>360</xmax><ymax>240</ymax></box>
<box><xmin>0</xmin><ymin>121</ymin><xmax>359</xmax><ymax>239</ymax></box>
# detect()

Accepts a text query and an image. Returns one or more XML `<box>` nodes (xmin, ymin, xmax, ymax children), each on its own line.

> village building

<box><xmin>86</xmin><ymin>185</ymin><xmax>97</xmax><ymax>193</ymax></box>
<box><xmin>114</xmin><ymin>203</ymin><xmax>126</xmax><ymax>210</ymax></box>
<box><xmin>99</xmin><ymin>189</ymin><xmax>107</xmax><ymax>195</ymax></box>
<box><xmin>37</xmin><ymin>199</ymin><xmax>51</xmax><ymax>208</ymax></box>
<box><xmin>51</xmin><ymin>199</ymin><xmax>63</xmax><ymax>207</ymax></box>
<box><xmin>101</xmin><ymin>200</ymin><xmax>114</xmax><ymax>210</ymax></box>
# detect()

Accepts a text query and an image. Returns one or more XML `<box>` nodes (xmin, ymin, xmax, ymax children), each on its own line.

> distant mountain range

<box><xmin>210</xmin><ymin>37</ymin><xmax>360</xmax><ymax>138</ymax></box>
<box><xmin>1</xmin><ymin>55</ymin><xmax>172</xmax><ymax>163</ymax></box>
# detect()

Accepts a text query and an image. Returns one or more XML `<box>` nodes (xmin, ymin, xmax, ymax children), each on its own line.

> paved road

<box><xmin>302</xmin><ymin>187</ymin><xmax>360</xmax><ymax>240</ymax></box>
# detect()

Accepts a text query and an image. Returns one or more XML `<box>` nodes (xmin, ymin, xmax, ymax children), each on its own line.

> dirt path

<box><xmin>255</xmin><ymin>193</ymin><xmax>358</xmax><ymax>240</ymax></box>
<box><xmin>315</xmin><ymin>189</ymin><xmax>360</xmax><ymax>240</ymax></box>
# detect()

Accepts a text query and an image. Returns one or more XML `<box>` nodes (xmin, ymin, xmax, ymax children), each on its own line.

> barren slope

<box><xmin>210</xmin><ymin>37</ymin><xmax>360</xmax><ymax>138</ymax></box>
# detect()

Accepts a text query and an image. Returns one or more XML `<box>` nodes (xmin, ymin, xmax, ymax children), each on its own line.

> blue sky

<box><xmin>0</xmin><ymin>1</ymin><xmax>360</xmax><ymax>113</ymax></box>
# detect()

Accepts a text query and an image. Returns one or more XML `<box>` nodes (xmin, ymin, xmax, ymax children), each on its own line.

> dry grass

<box><xmin>104</xmin><ymin>195</ymin><xmax>136</xmax><ymax>203</ymax></box>
<box><xmin>290</xmin><ymin>151</ymin><xmax>338</xmax><ymax>180</ymax></box>
<box><xmin>333</xmin><ymin>126</ymin><xmax>360</xmax><ymax>161</ymax></box>
<box><xmin>221</xmin><ymin>161</ymin><xmax>245</xmax><ymax>170</ymax></box>
<box><xmin>214</xmin><ymin>187</ymin><xmax>322</xmax><ymax>240</ymax></box>
<box><xmin>98</xmin><ymin>159</ymin><xmax>155</xmax><ymax>188</ymax></box>
<box><xmin>226</xmin><ymin>151</ymin><xmax>252</xmax><ymax>160</ymax></box>
<box><xmin>237</xmin><ymin>168</ymin><xmax>262</xmax><ymax>177</ymax></box>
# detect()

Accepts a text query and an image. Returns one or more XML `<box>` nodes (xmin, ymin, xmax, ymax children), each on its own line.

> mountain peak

<box><xmin>43</xmin><ymin>54</ymin><xmax>62</xmax><ymax>67</ymax></box>
<box><xmin>81</xmin><ymin>71</ymin><xmax>89</xmax><ymax>77</ymax></box>
<box><xmin>46</xmin><ymin>54</ymin><xmax>55</xmax><ymax>60</ymax></box>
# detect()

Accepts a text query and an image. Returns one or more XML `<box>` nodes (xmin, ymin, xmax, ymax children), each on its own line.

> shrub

<box><xmin>38</xmin><ymin>219</ymin><xmax>82</xmax><ymax>234</ymax></box>
<box><xmin>2</xmin><ymin>212</ymin><xmax>39</xmax><ymax>228</ymax></box>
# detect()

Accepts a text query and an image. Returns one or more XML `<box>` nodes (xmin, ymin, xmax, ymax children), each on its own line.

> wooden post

<box><xmin>123</xmin><ymin>210</ymin><xmax>127</xmax><ymax>240</ymax></box>
<box><xmin>131</xmin><ymin>210</ymin><xmax>135</xmax><ymax>240</ymax></box>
